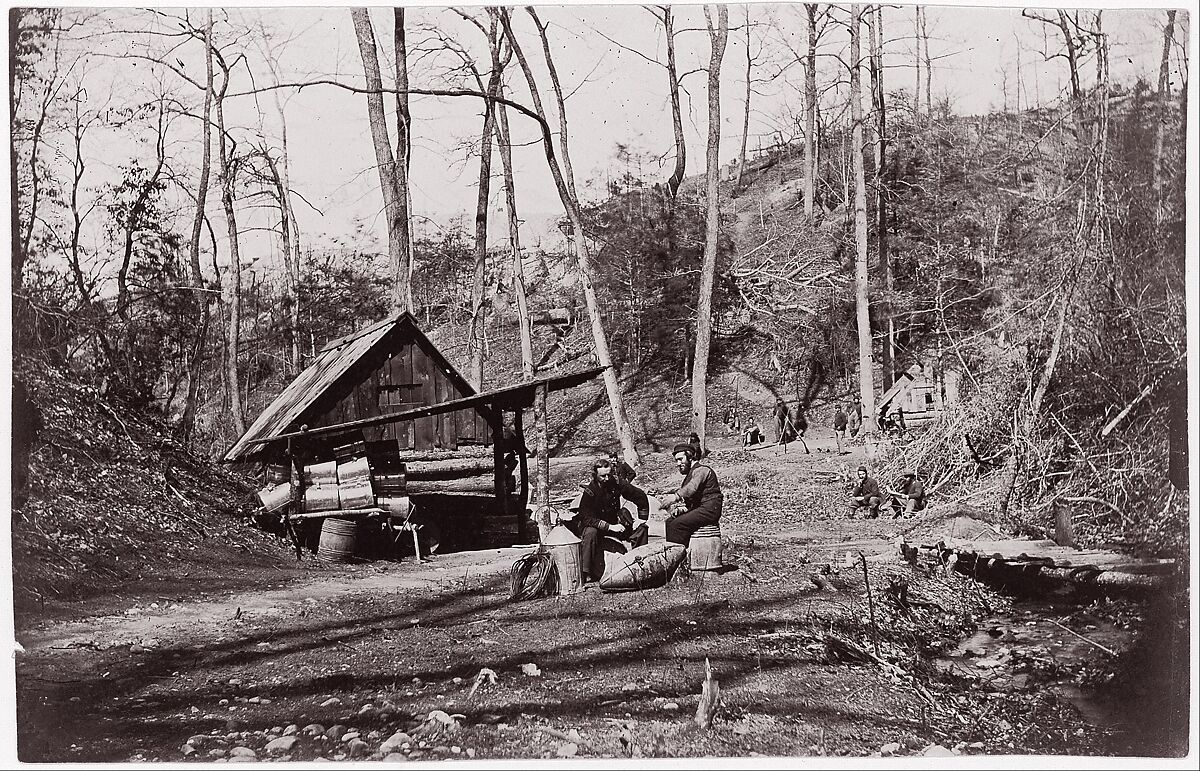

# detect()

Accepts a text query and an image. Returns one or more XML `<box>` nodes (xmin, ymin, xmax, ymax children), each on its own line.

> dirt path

<box><xmin>15</xmin><ymin>546</ymin><xmax>541</xmax><ymax>653</ymax></box>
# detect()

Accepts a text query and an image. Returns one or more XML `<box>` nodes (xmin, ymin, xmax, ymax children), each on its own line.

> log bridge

<box><xmin>920</xmin><ymin>538</ymin><xmax>1178</xmax><ymax>598</ymax></box>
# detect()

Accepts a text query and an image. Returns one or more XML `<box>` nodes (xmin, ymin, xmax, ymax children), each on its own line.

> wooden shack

<box><xmin>224</xmin><ymin>312</ymin><xmax>603</xmax><ymax>559</ymax></box>
<box><xmin>877</xmin><ymin>362</ymin><xmax>959</xmax><ymax>430</ymax></box>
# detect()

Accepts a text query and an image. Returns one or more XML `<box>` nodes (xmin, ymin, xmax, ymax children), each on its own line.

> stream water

<box><xmin>934</xmin><ymin>601</ymin><xmax>1134</xmax><ymax>732</ymax></box>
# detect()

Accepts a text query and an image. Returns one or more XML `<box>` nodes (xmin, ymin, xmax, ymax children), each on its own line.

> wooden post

<box><xmin>491</xmin><ymin>407</ymin><xmax>507</xmax><ymax>515</ymax></box>
<box><xmin>534</xmin><ymin>383</ymin><xmax>551</xmax><ymax>542</ymax></box>
<box><xmin>516</xmin><ymin>407</ymin><xmax>530</xmax><ymax>542</ymax></box>
<box><xmin>859</xmin><ymin>551</ymin><xmax>880</xmax><ymax>658</ymax></box>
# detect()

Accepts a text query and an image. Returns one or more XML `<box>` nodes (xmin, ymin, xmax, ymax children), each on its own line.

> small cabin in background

<box><xmin>877</xmin><ymin>362</ymin><xmax>960</xmax><ymax>430</ymax></box>
<box><xmin>224</xmin><ymin>312</ymin><xmax>602</xmax><ymax>560</ymax></box>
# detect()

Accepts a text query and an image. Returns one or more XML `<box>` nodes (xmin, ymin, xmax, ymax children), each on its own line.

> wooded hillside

<box><xmin>10</xmin><ymin>6</ymin><xmax>1190</xmax><ymax>574</ymax></box>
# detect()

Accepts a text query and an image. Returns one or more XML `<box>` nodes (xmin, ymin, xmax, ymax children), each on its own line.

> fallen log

<box><xmin>404</xmin><ymin>457</ymin><xmax>495</xmax><ymax>478</ymax></box>
<box><xmin>404</xmin><ymin>475</ymin><xmax>495</xmax><ymax>494</ymax></box>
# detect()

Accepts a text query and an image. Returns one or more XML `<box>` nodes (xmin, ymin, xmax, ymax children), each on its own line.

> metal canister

<box><xmin>543</xmin><ymin>525</ymin><xmax>582</xmax><ymax>595</ymax></box>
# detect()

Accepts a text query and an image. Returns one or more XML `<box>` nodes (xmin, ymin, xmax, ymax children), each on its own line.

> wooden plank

<box><xmin>398</xmin><ymin>344</ymin><xmax>415</xmax><ymax>450</ymax></box>
<box><xmin>434</xmin><ymin>369</ymin><xmax>451</xmax><ymax>449</ymax></box>
<box><xmin>413</xmin><ymin>347</ymin><xmax>435</xmax><ymax>450</ymax></box>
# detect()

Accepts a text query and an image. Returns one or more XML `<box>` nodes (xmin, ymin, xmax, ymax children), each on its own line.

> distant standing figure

<box><xmin>773</xmin><ymin>399</ymin><xmax>791</xmax><ymax>446</ymax></box>
<box><xmin>688</xmin><ymin>431</ymin><xmax>704</xmax><ymax>459</ymax></box>
<box><xmin>658</xmin><ymin>443</ymin><xmax>724</xmax><ymax>546</ymax></box>
<box><xmin>848</xmin><ymin>398</ymin><xmax>863</xmax><ymax>437</ymax></box>
<box><xmin>832</xmin><ymin>404</ymin><xmax>849</xmax><ymax>454</ymax></box>
<box><xmin>791</xmin><ymin>408</ymin><xmax>810</xmax><ymax>453</ymax></box>
<box><xmin>847</xmin><ymin>464</ymin><xmax>882</xmax><ymax>518</ymax></box>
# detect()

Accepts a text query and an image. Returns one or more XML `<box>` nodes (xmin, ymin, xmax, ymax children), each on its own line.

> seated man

<box><xmin>658</xmin><ymin>443</ymin><xmax>723</xmax><ymax>546</ymax></box>
<box><xmin>742</xmin><ymin>419</ymin><xmax>764</xmax><ymax>447</ymax></box>
<box><xmin>568</xmin><ymin>458</ymin><xmax>650</xmax><ymax>584</ymax></box>
<box><xmin>847</xmin><ymin>464</ymin><xmax>882</xmax><ymax>518</ymax></box>
<box><xmin>886</xmin><ymin>469</ymin><xmax>926</xmax><ymax>518</ymax></box>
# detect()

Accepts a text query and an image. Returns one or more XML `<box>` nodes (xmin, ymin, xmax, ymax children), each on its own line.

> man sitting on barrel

<box><xmin>658</xmin><ymin>443</ymin><xmax>724</xmax><ymax>546</ymax></box>
<box><xmin>568</xmin><ymin>457</ymin><xmax>650</xmax><ymax>585</ymax></box>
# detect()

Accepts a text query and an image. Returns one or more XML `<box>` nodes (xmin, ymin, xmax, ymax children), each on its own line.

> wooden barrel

<box><xmin>318</xmin><ymin>517</ymin><xmax>358</xmax><ymax>563</ymax></box>
<box><xmin>689</xmin><ymin>524</ymin><xmax>723</xmax><ymax>571</ymax></box>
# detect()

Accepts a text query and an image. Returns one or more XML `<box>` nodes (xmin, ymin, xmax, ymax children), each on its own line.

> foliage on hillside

<box><xmin>11</xmin><ymin>355</ymin><xmax>296</xmax><ymax>623</ymax></box>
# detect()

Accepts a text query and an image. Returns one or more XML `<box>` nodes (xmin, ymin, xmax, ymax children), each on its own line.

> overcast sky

<box><xmin>24</xmin><ymin>2</ymin><xmax>1195</xmax><ymax>275</ymax></box>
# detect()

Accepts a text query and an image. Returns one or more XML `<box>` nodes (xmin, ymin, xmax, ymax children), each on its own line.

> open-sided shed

<box><xmin>224</xmin><ymin>312</ymin><xmax>604</xmax><ymax>556</ymax></box>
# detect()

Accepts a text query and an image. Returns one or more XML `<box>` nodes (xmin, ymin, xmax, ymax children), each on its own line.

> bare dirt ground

<box><xmin>12</xmin><ymin>432</ymin><xmax>1184</xmax><ymax>762</ymax></box>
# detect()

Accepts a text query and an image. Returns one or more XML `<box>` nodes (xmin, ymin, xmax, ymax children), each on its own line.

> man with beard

<box><xmin>658</xmin><ymin>443</ymin><xmax>724</xmax><ymax>546</ymax></box>
<box><xmin>568</xmin><ymin>457</ymin><xmax>650</xmax><ymax>584</ymax></box>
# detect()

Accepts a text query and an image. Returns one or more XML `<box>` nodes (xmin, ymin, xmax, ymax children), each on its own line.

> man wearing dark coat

<box><xmin>847</xmin><ymin>464</ymin><xmax>882</xmax><ymax>518</ymax></box>
<box><xmin>569</xmin><ymin>458</ymin><xmax>650</xmax><ymax>584</ymax></box>
<box><xmin>658</xmin><ymin>443</ymin><xmax>724</xmax><ymax>546</ymax></box>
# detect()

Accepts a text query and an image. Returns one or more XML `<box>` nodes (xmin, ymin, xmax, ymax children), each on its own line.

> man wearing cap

<box><xmin>570</xmin><ymin>458</ymin><xmax>650</xmax><ymax>584</ymax></box>
<box><xmin>658</xmin><ymin>443</ymin><xmax>723</xmax><ymax>546</ymax></box>
<box><xmin>847</xmin><ymin>464</ymin><xmax>882</xmax><ymax>518</ymax></box>
<box><xmin>887</xmin><ymin>470</ymin><xmax>927</xmax><ymax>518</ymax></box>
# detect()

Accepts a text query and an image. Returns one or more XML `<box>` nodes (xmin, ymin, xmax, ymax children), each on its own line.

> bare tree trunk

<box><xmin>734</xmin><ymin>4</ymin><xmax>751</xmax><ymax>192</ymax></box>
<box><xmin>502</xmin><ymin>8</ymin><xmax>639</xmax><ymax>468</ymax></box>
<box><xmin>393</xmin><ymin>8</ymin><xmax>415</xmax><ymax>309</ymax></box>
<box><xmin>468</xmin><ymin>33</ymin><xmax>502</xmax><ymax>390</ymax></box>
<box><xmin>920</xmin><ymin>7</ymin><xmax>932</xmax><ymax>119</ymax></box>
<box><xmin>527</xmin><ymin>7</ymin><xmax>577</xmax><ymax>202</ymax></box>
<box><xmin>913</xmin><ymin>5</ymin><xmax>921</xmax><ymax>113</ymax></box>
<box><xmin>804</xmin><ymin>3</ymin><xmax>818</xmax><ymax>221</ymax></box>
<box><xmin>691</xmin><ymin>4</ymin><xmax>729</xmax><ymax>456</ymax></box>
<box><xmin>850</xmin><ymin>4</ymin><xmax>878</xmax><ymax>435</ymax></box>
<box><xmin>1153</xmin><ymin>9</ymin><xmax>1176</xmax><ymax>225</ymax></box>
<box><xmin>870</xmin><ymin>4</ymin><xmax>893</xmax><ymax>392</ymax></box>
<box><xmin>181</xmin><ymin>9</ymin><xmax>216</xmax><ymax>444</ymax></box>
<box><xmin>351</xmin><ymin>8</ymin><xmax>410</xmax><ymax>314</ymax></box>
<box><xmin>494</xmin><ymin>71</ymin><xmax>534</xmax><ymax>381</ymax></box>
<box><xmin>216</xmin><ymin>71</ymin><xmax>246</xmax><ymax>435</ymax></box>
<box><xmin>663</xmin><ymin>6</ymin><xmax>686</xmax><ymax>200</ymax></box>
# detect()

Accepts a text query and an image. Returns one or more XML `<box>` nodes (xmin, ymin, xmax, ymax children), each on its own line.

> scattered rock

<box><xmin>325</xmin><ymin>724</ymin><xmax>348</xmax><ymax>741</ymax></box>
<box><xmin>520</xmin><ymin>663</ymin><xmax>541</xmax><ymax>677</ymax></box>
<box><xmin>620</xmin><ymin>683</ymin><xmax>638</xmax><ymax>692</ymax></box>
<box><xmin>228</xmin><ymin>746</ymin><xmax>256</xmax><ymax>759</ymax></box>
<box><xmin>320</xmin><ymin>697</ymin><xmax>341</xmax><ymax>707</ymax></box>
<box><xmin>282</xmin><ymin>725</ymin><xmax>299</xmax><ymax>736</ymax></box>
<box><xmin>880</xmin><ymin>742</ymin><xmax>902</xmax><ymax>756</ymax></box>
<box><xmin>347</xmin><ymin>738</ymin><xmax>369</xmax><ymax>757</ymax></box>
<box><xmin>180</xmin><ymin>744</ymin><xmax>197</xmax><ymax>757</ymax></box>
<box><xmin>922</xmin><ymin>744</ymin><xmax>954</xmax><ymax>757</ymax></box>
<box><xmin>661</xmin><ymin>702</ymin><xmax>680</xmax><ymax>711</ymax></box>
<box><xmin>358</xmin><ymin>704</ymin><xmax>377</xmax><ymax>716</ymax></box>
<box><xmin>556</xmin><ymin>742</ymin><xmax>579</xmax><ymax>758</ymax></box>
<box><xmin>207</xmin><ymin>748</ymin><xmax>227</xmax><ymax>758</ymax></box>
<box><xmin>466</xmin><ymin>748</ymin><xmax>476</xmax><ymax>758</ymax></box>
<box><xmin>264</xmin><ymin>736</ymin><xmax>297</xmax><ymax>754</ymax></box>
<box><xmin>342</xmin><ymin>732</ymin><xmax>361</xmax><ymax>742</ymax></box>
<box><xmin>379</xmin><ymin>731</ymin><xmax>413</xmax><ymax>754</ymax></box>
<box><xmin>382</xmin><ymin>753</ymin><xmax>408</xmax><ymax>762</ymax></box>
<box><xmin>301</xmin><ymin>724</ymin><xmax>325</xmax><ymax>737</ymax></box>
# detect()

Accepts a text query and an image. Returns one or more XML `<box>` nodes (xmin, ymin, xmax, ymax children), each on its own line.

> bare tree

<box><xmin>181</xmin><ymin>8</ymin><xmax>216</xmax><ymax>445</ymax></box>
<box><xmin>351</xmin><ymin>7</ymin><xmax>412</xmax><ymax>314</ymax></box>
<box><xmin>1153</xmin><ymin>9</ymin><xmax>1176</xmax><ymax>224</ymax></box>
<box><xmin>868</xmin><ymin>4</ymin><xmax>893</xmax><ymax>391</ymax></box>
<box><xmin>214</xmin><ymin>49</ymin><xmax>247</xmax><ymax>435</ymax></box>
<box><xmin>734</xmin><ymin>4</ymin><xmax>752</xmax><ymax>192</ymax></box>
<box><xmin>691</xmin><ymin>4</ymin><xmax>728</xmax><ymax>455</ymax></box>
<box><xmin>501</xmin><ymin>7</ymin><xmax>639</xmax><ymax>468</ymax></box>
<box><xmin>803</xmin><ymin>4</ymin><xmax>821</xmax><ymax>222</ymax></box>
<box><xmin>849</xmin><ymin>4</ymin><xmax>878</xmax><ymax>434</ymax></box>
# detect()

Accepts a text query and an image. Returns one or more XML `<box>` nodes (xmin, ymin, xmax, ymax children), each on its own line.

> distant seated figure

<box><xmin>886</xmin><ymin>470</ymin><xmax>926</xmax><ymax>518</ymax></box>
<box><xmin>567</xmin><ymin>458</ymin><xmax>650</xmax><ymax>584</ymax></box>
<box><xmin>847</xmin><ymin>464</ymin><xmax>882</xmax><ymax>518</ymax></box>
<box><xmin>742</xmin><ymin>420</ymin><xmax>763</xmax><ymax>447</ymax></box>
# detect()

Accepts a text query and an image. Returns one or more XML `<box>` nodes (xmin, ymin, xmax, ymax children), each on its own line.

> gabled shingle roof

<box><xmin>222</xmin><ymin>312</ymin><xmax>473</xmax><ymax>463</ymax></box>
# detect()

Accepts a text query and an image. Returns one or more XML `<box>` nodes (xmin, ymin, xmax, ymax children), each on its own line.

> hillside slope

<box><xmin>11</xmin><ymin>357</ymin><xmax>300</xmax><ymax>626</ymax></box>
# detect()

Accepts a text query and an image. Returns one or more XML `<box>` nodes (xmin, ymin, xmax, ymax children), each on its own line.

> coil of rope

<box><xmin>510</xmin><ymin>549</ymin><xmax>559</xmax><ymax>601</ymax></box>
